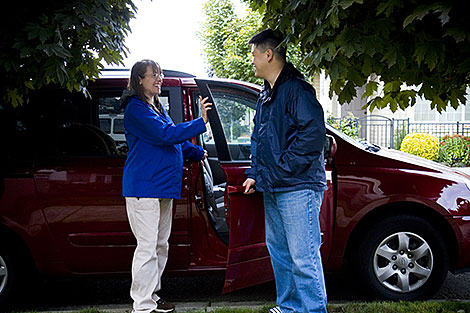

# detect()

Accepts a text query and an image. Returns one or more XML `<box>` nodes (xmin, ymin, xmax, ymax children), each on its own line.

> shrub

<box><xmin>394</xmin><ymin>127</ymin><xmax>407</xmax><ymax>150</ymax></box>
<box><xmin>400</xmin><ymin>133</ymin><xmax>440</xmax><ymax>161</ymax></box>
<box><xmin>327</xmin><ymin>113</ymin><xmax>359</xmax><ymax>139</ymax></box>
<box><xmin>437</xmin><ymin>134</ymin><xmax>470</xmax><ymax>167</ymax></box>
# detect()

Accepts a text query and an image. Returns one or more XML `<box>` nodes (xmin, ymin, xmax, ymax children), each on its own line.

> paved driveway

<box><xmin>8</xmin><ymin>270</ymin><xmax>470</xmax><ymax>312</ymax></box>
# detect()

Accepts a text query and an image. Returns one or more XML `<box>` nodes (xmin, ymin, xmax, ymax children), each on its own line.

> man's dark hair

<box><xmin>249</xmin><ymin>29</ymin><xmax>287</xmax><ymax>61</ymax></box>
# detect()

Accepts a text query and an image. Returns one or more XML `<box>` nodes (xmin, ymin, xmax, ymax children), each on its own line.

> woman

<box><xmin>121</xmin><ymin>59</ymin><xmax>211</xmax><ymax>313</ymax></box>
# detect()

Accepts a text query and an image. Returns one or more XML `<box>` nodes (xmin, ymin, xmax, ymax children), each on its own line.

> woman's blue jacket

<box><xmin>122</xmin><ymin>95</ymin><xmax>206</xmax><ymax>199</ymax></box>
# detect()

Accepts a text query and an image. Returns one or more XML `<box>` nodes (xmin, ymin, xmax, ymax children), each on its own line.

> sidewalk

<box><xmin>33</xmin><ymin>301</ymin><xmax>271</xmax><ymax>313</ymax></box>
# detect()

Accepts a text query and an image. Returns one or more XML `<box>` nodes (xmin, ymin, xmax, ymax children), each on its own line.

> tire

<box><xmin>0</xmin><ymin>242</ymin><xmax>28</xmax><ymax>308</ymax></box>
<box><xmin>353</xmin><ymin>214</ymin><xmax>449</xmax><ymax>300</ymax></box>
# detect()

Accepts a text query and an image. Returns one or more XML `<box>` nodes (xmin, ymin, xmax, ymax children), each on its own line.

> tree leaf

<box><xmin>24</xmin><ymin>80</ymin><xmax>35</xmax><ymax>90</ymax></box>
<box><xmin>384</xmin><ymin>81</ymin><xmax>401</xmax><ymax>94</ymax></box>
<box><xmin>362</xmin><ymin>81</ymin><xmax>378</xmax><ymax>99</ymax></box>
<box><xmin>433</xmin><ymin>95</ymin><xmax>446</xmax><ymax>112</ymax></box>
<box><xmin>338</xmin><ymin>81</ymin><xmax>356</xmax><ymax>104</ymax></box>
<box><xmin>425</xmin><ymin>45</ymin><xmax>439</xmax><ymax>71</ymax></box>
<box><xmin>347</xmin><ymin>68</ymin><xmax>365</xmax><ymax>86</ymax></box>
<box><xmin>338</xmin><ymin>0</ymin><xmax>363</xmax><ymax>10</ymax></box>
<box><xmin>398</xmin><ymin>90</ymin><xmax>417</xmax><ymax>109</ymax></box>
<box><xmin>377</xmin><ymin>0</ymin><xmax>403</xmax><ymax>17</ymax></box>
<box><xmin>6</xmin><ymin>88</ymin><xmax>23</xmax><ymax>108</ymax></box>
<box><xmin>381</xmin><ymin>46</ymin><xmax>398</xmax><ymax>68</ymax></box>
<box><xmin>444</xmin><ymin>27</ymin><xmax>467</xmax><ymax>43</ymax></box>
<box><xmin>403</xmin><ymin>3</ymin><xmax>443</xmax><ymax>28</ymax></box>
<box><xmin>389</xmin><ymin>97</ymin><xmax>398</xmax><ymax>112</ymax></box>
<box><xmin>243</xmin><ymin>0</ymin><xmax>469</xmax><ymax>112</ymax></box>
<box><xmin>0</xmin><ymin>0</ymin><xmax>136</xmax><ymax>106</ymax></box>
<box><xmin>287</xmin><ymin>0</ymin><xmax>303</xmax><ymax>11</ymax></box>
<box><xmin>413</xmin><ymin>43</ymin><xmax>427</xmax><ymax>66</ymax></box>
<box><xmin>362</xmin><ymin>55</ymin><xmax>372</xmax><ymax>75</ymax></box>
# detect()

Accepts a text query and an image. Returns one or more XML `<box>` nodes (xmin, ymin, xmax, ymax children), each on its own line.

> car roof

<box><xmin>94</xmin><ymin>69</ymin><xmax>261</xmax><ymax>92</ymax></box>
<box><xmin>99</xmin><ymin>68</ymin><xmax>195</xmax><ymax>79</ymax></box>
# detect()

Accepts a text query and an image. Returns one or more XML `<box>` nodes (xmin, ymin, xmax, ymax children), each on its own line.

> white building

<box><xmin>318</xmin><ymin>73</ymin><xmax>470</xmax><ymax>148</ymax></box>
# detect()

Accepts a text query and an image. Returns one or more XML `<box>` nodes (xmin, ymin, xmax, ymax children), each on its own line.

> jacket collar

<box><xmin>260</xmin><ymin>62</ymin><xmax>304</xmax><ymax>105</ymax></box>
<box><xmin>120</xmin><ymin>90</ymin><xmax>165</xmax><ymax>115</ymax></box>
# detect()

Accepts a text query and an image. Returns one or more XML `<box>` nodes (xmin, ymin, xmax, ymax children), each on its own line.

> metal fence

<box><xmin>330</xmin><ymin>115</ymin><xmax>470</xmax><ymax>149</ymax></box>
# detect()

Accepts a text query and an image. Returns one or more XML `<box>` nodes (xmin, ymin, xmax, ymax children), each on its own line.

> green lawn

<box><xmin>13</xmin><ymin>301</ymin><xmax>470</xmax><ymax>313</ymax></box>
<box><xmin>189</xmin><ymin>302</ymin><xmax>470</xmax><ymax>313</ymax></box>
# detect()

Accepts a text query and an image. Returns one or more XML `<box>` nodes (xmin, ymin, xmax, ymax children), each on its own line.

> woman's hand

<box><xmin>199</xmin><ymin>96</ymin><xmax>212</xmax><ymax>124</ymax></box>
<box><xmin>200</xmin><ymin>150</ymin><xmax>209</xmax><ymax>167</ymax></box>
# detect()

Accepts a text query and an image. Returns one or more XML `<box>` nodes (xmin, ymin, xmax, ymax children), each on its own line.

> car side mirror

<box><xmin>324</xmin><ymin>134</ymin><xmax>337</xmax><ymax>163</ymax></box>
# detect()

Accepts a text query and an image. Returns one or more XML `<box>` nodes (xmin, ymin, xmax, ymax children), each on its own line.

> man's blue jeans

<box><xmin>264</xmin><ymin>189</ymin><xmax>327</xmax><ymax>313</ymax></box>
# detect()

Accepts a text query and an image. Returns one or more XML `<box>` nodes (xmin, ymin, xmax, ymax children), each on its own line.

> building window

<box><xmin>413</xmin><ymin>88</ymin><xmax>470</xmax><ymax>122</ymax></box>
<box><xmin>413</xmin><ymin>97</ymin><xmax>435</xmax><ymax>121</ymax></box>
<box><xmin>438</xmin><ymin>105</ymin><xmax>462</xmax><ymax>122</ymax></box>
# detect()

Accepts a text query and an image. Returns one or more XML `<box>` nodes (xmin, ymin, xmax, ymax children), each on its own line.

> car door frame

<box><xmin>196</xmin><ymin>79</ymin><xmax>274</xmax><ymax>293</ymax></box>
<box><xmin>195</xmin><ymin>78</ymin><xmax>336</xmax><ymax>293</ymax></box>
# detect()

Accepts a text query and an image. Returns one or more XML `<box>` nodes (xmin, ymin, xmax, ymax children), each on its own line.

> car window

<box><xmin>100</xmin><ymin>118</ymin><xmax>111</xmax><ymax>133</ymax></box>
<box><xmin>197</xmin><ymin>84</ymin><xmax>257</xmax><ymax>161</ymax></box>
<box><xmin>98</xmin><ymin>96</ymin><xmax>122</xmax><ymax>115</ymax></box>
<box><xmin>160</xmin><ymin>95</ymin><xmax>170</xmax><ymax>112</ymax></box>
<box><xmin>3</xmin><ymin>88</ymin><xmax>125</xmax><ymax>158</ymax></box>
<box><xmin>212</xmin><ymin>89</ymin><xmax>256</xmax><ymax>144</ymax></box>
<box><xmin>4</xmin><ymin>85</ymin><xmax>173</xmax><ymax>162</ymax></box>
<box><xmin>113</xmin><ymin>118</ymin><xmax>125</xmax><ymax>134</ymax></box>
<box><xmin>96</xmin><ymin>92</ymin><xmax>170</xmax><ymax>155</ymax></box>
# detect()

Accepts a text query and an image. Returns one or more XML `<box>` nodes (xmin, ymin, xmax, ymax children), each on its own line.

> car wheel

<box><xmin>0</xmin><ymin>243</ymin><xmax>25</xmax><ymax>307</ymax></box>
<box><xmin>0</xmin><ymin>254</ymin><xmax>8</xmax><ymax>297</ymax></box>
<box><xmin>353</xmin><ymin>214</ymin><xmax>449</xmax><ymax>300</ymax></box>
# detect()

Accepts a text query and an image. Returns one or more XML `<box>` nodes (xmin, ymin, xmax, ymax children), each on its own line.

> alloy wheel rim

<box><xmin>0</xmin><ymin>255</ymin><xmax>7</xmax><ymax>295</ymax></box>
<box><xmin>373</xmin><ymin>231</ymin><xmax>433</xmax><ymax>293</ymax></box>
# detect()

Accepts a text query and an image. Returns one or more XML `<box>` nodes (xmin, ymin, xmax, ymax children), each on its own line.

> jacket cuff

<box><xmin>245</xmin><ymin>167</ymin><xmax>256</xmax><ymax>179</ymax></box>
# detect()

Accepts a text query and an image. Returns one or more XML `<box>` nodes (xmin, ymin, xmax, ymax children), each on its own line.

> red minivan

<box><xmin>0</xmin><ymin>69</ymin><xmax>469</xmax><ymax>307</ymax></box>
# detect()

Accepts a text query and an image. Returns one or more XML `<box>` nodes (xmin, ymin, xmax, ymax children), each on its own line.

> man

<box><xmin>242</xmin><ymin>29</ymin><xmax>327</xmax><ymax>313</ymax></box>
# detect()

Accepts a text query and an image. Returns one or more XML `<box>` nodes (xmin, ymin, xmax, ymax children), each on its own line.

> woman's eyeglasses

<box><xmin>142</xmin><ymin>73</ymin><xmax>164</xmax><ymax>80</ymax></box>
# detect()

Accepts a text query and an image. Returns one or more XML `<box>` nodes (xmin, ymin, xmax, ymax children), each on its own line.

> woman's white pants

<box><xmin>125</xmin><ymin>197</ymin><xmax>173</xmax><ymax>313</ymax></box>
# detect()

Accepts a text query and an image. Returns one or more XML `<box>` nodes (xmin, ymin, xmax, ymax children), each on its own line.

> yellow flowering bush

<box><xmin>400</xmin><ymin>133</ymin><xmax>440</xmax><ymax>161</ymax></box>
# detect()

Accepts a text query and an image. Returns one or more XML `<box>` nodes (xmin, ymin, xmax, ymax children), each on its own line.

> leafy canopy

<box><xmin>245</xmin><ymin>0</ymin><xmax>470</xmax><ymax>112</ymax></box>
<box><xmin>199</xmin><ymin>0</ymin><xmax>313</xmax><ymax>85</ymax></box>
<box><xmin>0</xmin><ymin>0</ymin><xmax>136</xmax><ymax>107</ymax></box>
<box><xmin>199</xmin><ymin>0</ymin><xmax>263</xmax><ymax>84</ymax></box>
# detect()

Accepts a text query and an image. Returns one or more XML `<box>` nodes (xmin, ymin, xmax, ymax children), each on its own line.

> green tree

<box><xmin>199</xmin><ymin>0</ymin><xmax>262</xmax><ymax>84</ymax></box>
<box><xmin>199</xmin><ymin>0</ymin><xmax>319</xmax><ymax>144</ymax></box>
<box><xmin>199</xmin><ymin>0</ymin><xmax>260</xmax><ymax>144</ymax></box>
<box><xmin>0</xmin><ymin>0</ymin><xmax>136</xmax><ymax>107</ymax></box>
<box><xmin>199</xmin><ymin>0</ymin><xmax>312</xmax><ymax>84</ymax></box>
<box><xmin>245</xmin><ymin>0</ymin><xmax>470</xmax><ymax>113</ymax></box>
<box><xmin>327</xmin><ymin>113</ymin><xmax>360</xmax><ymax>139</ymax></box>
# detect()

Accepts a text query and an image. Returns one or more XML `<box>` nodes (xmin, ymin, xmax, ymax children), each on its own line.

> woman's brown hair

<box><xmin>128</xmin><ymin>59</ymin><xmax>162</xmax><ymax>107</ymax></box>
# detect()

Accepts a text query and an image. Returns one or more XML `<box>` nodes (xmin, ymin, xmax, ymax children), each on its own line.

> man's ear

<box><xmin>265</xmin><ymin>48</ymin><xmax>274</xmax><ymax>62</ymax></box>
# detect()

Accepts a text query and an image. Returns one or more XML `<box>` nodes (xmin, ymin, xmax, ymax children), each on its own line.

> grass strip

<box><xmin>12</xmin><ymin>301</ymin><xmax>470</xmax><ymax>313</ymax></box>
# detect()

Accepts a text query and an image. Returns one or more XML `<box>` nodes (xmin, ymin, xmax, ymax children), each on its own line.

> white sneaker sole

<box><xmin>153</xmin><ymin>309</ymin><xmax>175</xmax><ymax>313</ymax></box>
<box><xmin>269</xmin><ymin>306</ymin><xmax>282</xmax><ymax>313</ymax></box>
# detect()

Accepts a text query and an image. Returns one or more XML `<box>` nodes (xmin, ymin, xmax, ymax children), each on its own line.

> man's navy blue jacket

<box><xmin>245</xmin><ymin>63</ymin><xmax>327</xmax><ymax>192</ymax></box>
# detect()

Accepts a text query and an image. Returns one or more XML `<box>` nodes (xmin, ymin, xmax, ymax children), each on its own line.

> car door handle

<box><xmin>227</xmin><ymin>186</ymin><xmax>247</xmax><ymax>194</ymax></box>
